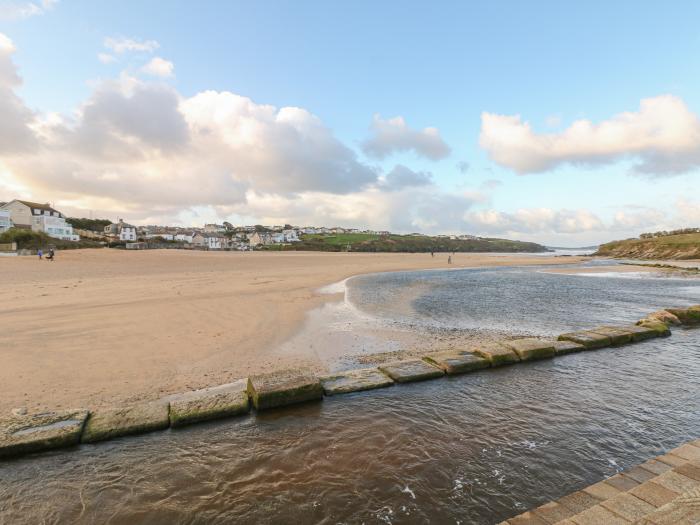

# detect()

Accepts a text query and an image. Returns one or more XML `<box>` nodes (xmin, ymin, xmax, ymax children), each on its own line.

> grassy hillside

<box><xmin>596</xmin><ymin>233</ymin><xmax>700</xmax><ymax>260</ymax></box>
<box><xmin>270</xmin><ymin>233</ymin><xmax>547</xmax><ymax>253</ymax></box>
<box><xmin>0</xmin><ymin>228</ymin><xmax>102</xmax><ymax>250</ymax></box>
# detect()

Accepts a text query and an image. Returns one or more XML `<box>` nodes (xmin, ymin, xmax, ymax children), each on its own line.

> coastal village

<box><xmin>0</xmin><ymin>198</ymin><xmax>480</xmax><ymax>251</ymax></box>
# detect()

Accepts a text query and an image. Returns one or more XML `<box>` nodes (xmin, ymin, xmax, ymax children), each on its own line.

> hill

<box><xmin>267</xmin><ymin>233</ymin><xmax>547</xmax><ymax>253</ymax></box>
<box><xmin>595</xmin><ymin>232</ymin><xmax>700</xmax><ymax>260</ymax></box>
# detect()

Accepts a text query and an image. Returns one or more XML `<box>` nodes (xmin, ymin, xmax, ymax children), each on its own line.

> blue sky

<box><xmin>1</xmin><ymin>0</ymin><xmax>699</xmax><ymax>244</ymax></box>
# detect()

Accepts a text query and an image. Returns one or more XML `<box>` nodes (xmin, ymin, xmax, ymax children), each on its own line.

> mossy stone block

<box><xmin>588</xmin><ymin>326</ymin><xmax>634</xmax><ymax>346</ymax></box>
<box><xmin>665</xmin><ymin>307</ymin><xmax>700</xmax><ymax>325</ymax></box>
<box><xmin>604</xmin><ymin>324</ymin><xmax>659</xmax><ymax>342</ymax></box>
<box><xmin>168</xmin><ymin>379</ymin><xmax>250</xmax><ymax>427</ymax></box>
<box><xmin>0</xmin><ymin>409</ymin><xmax>88</xmax><ymax>458</ymax></box>
<box><xmin>378</xmin><ymin>359</ymin><xmax>444</xmax><ymax>383</ymax></box>
<box><xmin>82</xmin><ymin>401</ymin><xmax>170</xmax><ymax>443</ymax></box>
<box><xmin>551</xmin><ymin>340</ymin><xmax>586</xmax><ymax>355</ymax></box>
<box><xmin>472</xmin><ymin>342</ymin><xmax>520</xmax><ymax>366</ymax></box>
<box><xmin>319</xmin><ymin>368</ymin><xmax>394</xmax><ymax>395</ymax></box>
<box><xmin>247</xmin><ymin>369</ymin><xmax>323</xmax><ymax>410</ymax></box>
<box><xmin>558</xmin><ymin>331</ymin><xmax>612</xmax><ymax>349</ymax></box>
<box><xmin>422</xmin><ymin>350</ymin><xmax>490</xmax><ymax>375</ymax></box>
<box><xmin>502</xmin><ymin>338</ymin><xmax>556</xmax><ymax>361</ymax></box>
<box><xmin>636</xmin><ymin>319</ymin><xmax>672</xmax><ymax>337</ymax></box>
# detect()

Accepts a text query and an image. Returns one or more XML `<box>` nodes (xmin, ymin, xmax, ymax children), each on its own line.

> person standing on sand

<box><xmin>37</xmin><ymin>248</ymin><xmax>43</xmax><ymax>260</ymax></box>
<box><xmin>448</xmin><ymin>255</ymin><xmax>452</xmax><ymax>264</ymax></box>
<box><xmin>47</xmin><ymin>247</ymin><xmax>55</xmax><ymax>262</ymax></box>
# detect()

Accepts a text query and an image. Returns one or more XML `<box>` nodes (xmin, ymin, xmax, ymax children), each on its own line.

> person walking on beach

<box><xmin>37</xmin><ymin>248</ymin><xmax>43</xmax><ymax>260</ymax></box>
<box><xmin>47</xmin><ymin>247</ymin><xmax>55</xmax><ymax>262</ymax></box>
<box><xmin>448</xmin><ymin>255</ymin><xmax>452</xmax><ymax>265</ymax></box>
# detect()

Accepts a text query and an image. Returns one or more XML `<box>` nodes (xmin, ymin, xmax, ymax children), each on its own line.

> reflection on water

<box><xmin>1</xmin><ymin>266</ymin><xmax>699</xmax><ymax>525</ymax></box>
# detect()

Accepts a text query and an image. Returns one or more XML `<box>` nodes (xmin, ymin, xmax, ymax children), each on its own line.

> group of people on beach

<box><xmin>430</xmin><ymin>250</ymin><xmax>453</xmax><ymax>264</ymax></box>
<box><xmin>37</xmin><ymin>248</ymin><xmax>55</xmax><ymax>261</ymax></box>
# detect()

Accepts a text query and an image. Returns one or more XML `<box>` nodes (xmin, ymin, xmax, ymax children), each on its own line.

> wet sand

<box><xmin>0</xmin><ymin>249</ymin><xmax>584</xmax><ymax>414</ymax></box>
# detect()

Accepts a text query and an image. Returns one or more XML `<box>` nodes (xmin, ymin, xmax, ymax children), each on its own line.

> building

<box><xmin>104</xmin><ymin>219</ymin><xmax>137</xmax><ymax>241</ymax></box>
<box><xmin>0</xmin><ymin>209</ymin><xmax>12</xmax><ymax>233</ymax></box>
<box><xmin>175</xmin><ymin>232</ymin><xmax>194</xmax><ymax>244</ymax></box>
<box><xmin>0</xmin><ymin>200</ymin><xmax>79</xmax><ymax>241</ymax></box>
<box><xmin>204</xmin><ymin>223</ymin><xmax>225</xmax><ymax>233</ymax></box>
<box><xmin>192</xmin><ymin>232</ymin><xmax>225</xmax><ymax>250</ymax></box>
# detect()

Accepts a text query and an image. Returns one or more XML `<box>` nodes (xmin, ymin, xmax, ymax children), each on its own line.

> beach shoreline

<box><xmin>1</xmin><ymin>249</ymin><xmax>587</xmax><ymax>414</ymax></box>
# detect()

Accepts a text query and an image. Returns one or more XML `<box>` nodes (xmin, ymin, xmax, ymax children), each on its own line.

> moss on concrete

<box><xmin>665</xmin><ymin>307</ymin><xmax>700</xmax><ymax>325</ymax></box>
<box><xmin>588</xmin><ymin>327</ymin><xmax>634</xmax><ymax>346</ymax></box>
<box><xmin>0</xmin><ymin>409</ymin><xmax>88</xmax><ymax>458</ymax></box>
<box><xmin>167</xmin><ymin>380</ymin><xmax>250</xmax><ymax>427</ymax></box>
<box><xmin>378</xmin><ymin>359</ymin><xmax>444</xmax><ymax>383</ymax></box>
<box><xmin>247</xmin><ymin>369</ymin><xmax>323</xmax><ymax>410</ymax></box>
<box><xmin>636</xmin><ymin>319</ymin><xmax>672</xmax><ymax>337</ymax></box>
<box><xmin>502</xmin><ymin>338</ymin><xmax>556</xmax><ymax>361</ymax></box>
<box><xmin>558</xmin><ymin>331</ymin><xmax>612</xmax><ymax>349</ymax></box>
<box><xmin>422</xmin><ymin>350</ymin><xmax>490</xmax><ymax>375</ymax></box>
<box><xmin>82</xmin><ymin>401</ymin><xmax>170</xmax><ymax>443</ymax></box>
<box><xmin>472</xmin><ymin>342</ymin><xmax>520</xmax><ymax>366</ymax></box>
<box><xmin>320</xmin><ymin>368</ymin><xmax>394</xmax><ymax>395</ymax></box>
<box><xmin>551</xmin><ymin>340</ymin><xmax>586</xmax><ymax>355</ymax></box>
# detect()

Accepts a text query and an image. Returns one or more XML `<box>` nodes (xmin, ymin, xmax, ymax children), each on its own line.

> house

<box><xmin>282</xmin><ymin>229</ymin><xmax>300</xmax><ymax>242</ymax></box>
<box><xmin>104</xmin><ymin>219</ymin><xmax>137</xmax><ymax>241</ymax></box>
<box><xmin>0</xmin><ymin>209</ymin><xmax>12</xmax><ymax>233</ymax></box>
<box><xmin>175</xmin><ymin>232</ymin><xmax>194</xmax><ymax>244</ymax></box>
<box><xmin>192</xmin><ymin>232</ymin><xmax>225</xmax><ymax>250</ymax></box>
<box><xmin>204</xmin><ymin>223</ymin><xmax>225</xmax><ymax>233</ymax></box>
<box><xmin>0</xmin><ymin>199</ymin><xmax>79</xmax><ymax>241</ymax></box>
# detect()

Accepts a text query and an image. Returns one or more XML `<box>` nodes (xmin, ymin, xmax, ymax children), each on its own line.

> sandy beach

<box><xmin>0</xmin><ymin>249</ymin><xmax>585</xmax><ymax>414</ymax></box>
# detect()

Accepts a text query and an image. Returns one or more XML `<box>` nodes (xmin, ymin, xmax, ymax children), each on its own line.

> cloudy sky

<box><xmin>1</xmin><ymin>1</ymin><xmax>699</xmax><ymax>245</ymax></box>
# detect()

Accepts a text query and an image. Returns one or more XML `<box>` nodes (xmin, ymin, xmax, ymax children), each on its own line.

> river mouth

<box><xmin>1</xmin><ymin>264</ymin><xmax>699</xmax><ymax>525</ymax></box>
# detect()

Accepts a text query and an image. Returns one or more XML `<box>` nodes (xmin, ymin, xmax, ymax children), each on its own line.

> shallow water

<box><xmin>1</xmin><ymin>265</ymin><xmax>699</xmax><ymax>525</ymax></box>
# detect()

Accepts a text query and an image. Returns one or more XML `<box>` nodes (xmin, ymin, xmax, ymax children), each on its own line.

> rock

<box><xmin>472</xmin><ymin>342</ymin><xmax>520</xmax><ymax>366</ymax></box>
<box><xmin>81</xmin><ymin>401</ymin><xmax>170</xmax><ymax>443</ymax></box>
<box><xmin>647</xmin><ymin>310</ymin><xmax>681</xmax><ymax>326</ymax></box>
<box><xmin>247</xmin><ymin>369</ymin><xmax>323</xmax><ymax>410</ymax></box>
<box><xmin>167</xmin><ymin>379</ymin><xmax>250</xmax><ymax>427</ymax></box>
<box><xmin>587</xmin><ymin>327</ymin><xmax>634</xmax><ymax>346</ymax></box>
<box><xmin>422</xmin><ymin>350</ymin><xmax>490</xmax><ymax>375</ymax></box>
<box><xmin>501</xmin><ymin>338</ymin><xmax>556</xmax><ymax>361</ymax></box>
<box><xmin>557</xmin><ymin>331</ymin><xmax>612</xmax><ymax>350</ymax></box>
<box><xmin>0</xmin><ymin>409</ymin><xmax>88</xmax><ymax>458</ymax></box>
<box><xmin>11</xmin><ymin>408</ymin><xmax>27</xmax><ymax>417</ymax></box>
<box><xmin>319</xmin><ymin>368</ymin><xmax>394</xmax><ymax>395</ymax></box>
<box><xmin>665</xmin><ymin>307</ymin><xmax>700</xmax><ymax>325</ymax></box>
<box><xmin>551</xmin><ymin>340</ymin><xmax>586</xmax><ymax>355</ymax></box>
<box><xmin>378</xmin><ymin>359</ymin><xmax>444</xmax><ymax>383</ymax></box>
<box><xmin>636</xmin><ymin>319</ymin><xmax>672</xmax><ymax>337</ymax></box>
<box><xmin>602</xmin><ymin>324</ymin><xmax>659</xmax><ymax>342</ymax></box>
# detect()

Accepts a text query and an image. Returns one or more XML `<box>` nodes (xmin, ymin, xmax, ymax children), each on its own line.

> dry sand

<box><xmin>0</xmin><ymin>249</ymin><xmax>584</xmax><ymax>413</ymax></box>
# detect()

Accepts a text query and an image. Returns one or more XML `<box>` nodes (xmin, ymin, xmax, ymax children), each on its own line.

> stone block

<box><xmin>0</xmin><ymin>409</ymin><xmax>88</xmax><ymax>458</ymax></box>
<box><xmin>82</xmin><ymin>401</ymin><xmax>170</xmax><ymax>443</ymax></box>
<box><xmin>587</xmin><ymin>326</ymin><xmax>633</xmax><ymax>346</ymax></box>
<box><xmin>557</xmin><ymin>331</ymin><xmax>612</xmax><ymax>350</ymax></box>
<box><xmin>641</xmin><ymin>496</ymin><xmax>700</xmax><ymax>525</ymax></box>
<box><xmin>646</xmin><ymin>310</ymin><xmax>682</xmax><ymax>326</ymax></box>
<box><xmin>610</xmin><ymin>324</ymin><xmax>661</xmax><ymax>342</ymax></box>
<box><xmin>636</xmin><ymin>319</ymin><xmax>672</xmax><ymax>337</ymax></box>
<box><xmin>674</xmin><ymin>463</ymin><xmax>700</xmax><ymax>482</ymax></box>
<box><xmin>247</xmin><ymin>369</ymin><xmax>323</xmax><ymax>410</ymax></box>
<box><xmin>378</xmin><ymin>359</ymin><xmax>444</xmax><ymax>383</ymax></box>
<box><xmin>569</xmin><ymin>504</ymin><xmax>628</xmax><ymax>525</ymax></box>
<box><xmin>319</xmin><ymin>368</ymin><xmax>394</xmax><ymax>395</ymax></box>
<box><xmin>532</xmin><ymin>501</ymin><xmax>575</xmax><ymax>523</ymax></box>
<box><xmin>556</xmin><ymin>490</ymin><xmax>602</xmax><ymax>514</ymax></box>
<box><xmin>422</xmin><ymin>350</ymin><xmax>490</xmax><ymax>375</ymax></box>
<box><xmin>472</xmin><ymin>342</ymin><xmax>520</xmax><ymax>366</ymax></box>
<box><xmin>552</xmin><ymin>340</ymin><xmax>587</xmax><ymax>355</ymax></box>
<box><xmin>605</xmin><ymin>473</ymin><xmax>641</xmax><ymax>491</ymax></box>
<box><xmin>502</xmin><ymin>338</ymin><xmax>556</xmax><ymax>361</ymax></box>
<box><xmin>582</xmin><ymin>480</ymin><xmax>622</xmax><ymax>500</ymax></box>
<box><xmin>670</xmin><ymin>443</ymin><xmax>700</xmax><ymax>462</ymax></box>
<box><xmin>600</xmin><ymin>492</ymin><xmax>655</xmax><ymax>521</ymax></box>
<box><xmin>624</xmin><ymin>465</ymin><xmax>660</xmax><ymax>483</ymax></box>
<box><xmin>506</xmin><ymin>510</ymin><xmax>549</xmax><ymax>525</ymax></box>
<box><xmin>656</xmin><ymin>453</ymin><xmax>687</xmax><ymax>467</ymax></box>
<box><xmin>168</xmin><ymin>379</ymin><xmax>250</xmax><ymax>427</ymax></box>
<box><xmin>630</xmin><ymin>480</ymin><xmax>680</xmax><ymax>508</ymax></box>
<box><xmin>665</xmin><ymin>307</ymin><xmax>700</xmax><ymax>325</ymax></box>
<box><xmin>641</xmin><ymin>459</ymin><xmax>674</xmax><ymax>476</ymax></box>
<box><xmin>653</xmin><ymin>471</ymin><xmax>700</xmax><ymax>494</ymax></box>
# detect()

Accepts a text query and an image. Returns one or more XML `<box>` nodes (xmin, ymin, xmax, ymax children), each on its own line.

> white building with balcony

<box><xmin>0</xmin><ymin>200</ymin><xmax>79</xmax><ymax>241</ymax></box>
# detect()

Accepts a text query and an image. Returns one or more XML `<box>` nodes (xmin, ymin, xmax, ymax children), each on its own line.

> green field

<box><xmin>596</xmin><ymin>233</ymin><xmax>700</xmax><ymax>260</ymax></box>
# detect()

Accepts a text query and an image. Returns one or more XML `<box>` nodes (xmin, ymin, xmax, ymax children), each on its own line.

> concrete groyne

<box><xmin>1</xmin><ymin>305</ymin><xmax>698</xmax><ymax>461</ymax></box>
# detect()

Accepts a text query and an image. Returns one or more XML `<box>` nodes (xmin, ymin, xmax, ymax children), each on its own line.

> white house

<box><xmin>192</xmin><ymin>232</ymin><xmax>225</xmax><ymax>249</ymax></box>
<box><xmin>119</xmin><ymin>222</ymin><xmax>137</xmax><ymax>242</ymax></box>
<box><xmin>0</xmin><ymin>200</ymin><xmax>79</xmax><ymax>241</ymax></box>
<box><xmin>0</xmin><ymin>209</ymin><xmax>12</xmax><ymax>233</ymax></box>
<box><xmin>175</xmin><ymin>232</ymin><xmax>194</xmax><ymax>244</ymax></box>
<box><xmin>282</xmin><ymin>229</ymin><xmax>300</xmax><ymax>242</ymax></box>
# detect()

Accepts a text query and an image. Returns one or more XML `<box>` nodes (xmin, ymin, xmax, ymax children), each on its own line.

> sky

<box><xmin>1</xmin><ymin>1</ymin><xmax>699</xmax><ymax>245</ymax></box>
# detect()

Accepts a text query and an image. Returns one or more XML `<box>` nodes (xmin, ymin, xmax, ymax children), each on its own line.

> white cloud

<box><xmin>0</xmin><ymin>32</ymin><xmax>37</xmax><ymax>152</ymax></box>
<box><xmin>379</xmin><ymin>164</ymin><xmax>432</xmax><ymax>191</ymax></box>
<box><xmin>0</xmin><ymin>0</ymin><xmax>56</xmax><ymax>20</ymax></box>
<box><xmin>362</xmin><ymin>115</ymin><xmax>451</xmax><ymax>161</ymax></box>
<box><xmin>467</xmin><ymin>208</ymin><xmax>605</xmax><ymax>235</ymax></box>
<box><xmin>141</xmin><ymin>56</ymin><xmax>174</xmax><ymax>77</ymax></box>
<box><xmin>480</xmin><ymin>95</ymin><xmax>700</xmax><ymax>176</ymax></box>
<box><xmin>97</xmin><ymin>53</ymin><xmax>116</xmax><ymax>64</ymax></box>
<box><xmin>104</xmin><ymin>36</ymin><xmax>160</xmax><ymax>54</ymax></box>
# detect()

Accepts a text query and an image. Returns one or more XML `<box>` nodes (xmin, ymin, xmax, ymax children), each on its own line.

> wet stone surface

<box><xmin>378</xmin><ymin>359</ymin><xmax>444</xmax><ymax>383</ymax></box>
<box><xmin>422</xmin><ymin>350</ymin><xmax>490</xmax><ymax>375</ymax></box>
<box><xmin>472</xmin><ymin>342</ymin><xmax>520</xmax><ymax>366</ymax></box>
<box><xmin>0</xmin><ymin>410</ymin><xmax>88</xmax><ymax>458</ymax></box>
<box><xmin>551</xmin><ymin>340</ymin><xmax>587</xmax><ymax>355</ymax></box>
<box><xmin>247</xmin><ymin>369</ymin><xmax>323</xmax><ymax>410</ymax></box>
<box><xmin>557</xmin><ymin>331</ymin><xmax>612</xmax><ymax>349</ymax></box>
<box><xmin>502</xmin><ymin>338</ymin><xmax>556</xmax><ymax>361</ymax></box>
<box><xmin>82</xmin><ymin>401</ymin><xmax>170</xmax><ymax>443</ymax></box>
<box><xmin>319</xmin><ymin>368</ymin><xmax>394</xmax><ymax>395</ymax></box>
<box><xmin>167</xmin><ymin>380</ymin><xmax>250</xmax><ymax>427</ymax></box>
<box><xmin>587</xmin><ymin>326</ymin><xmax>634</xmax><ymax>346</ymax></box>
